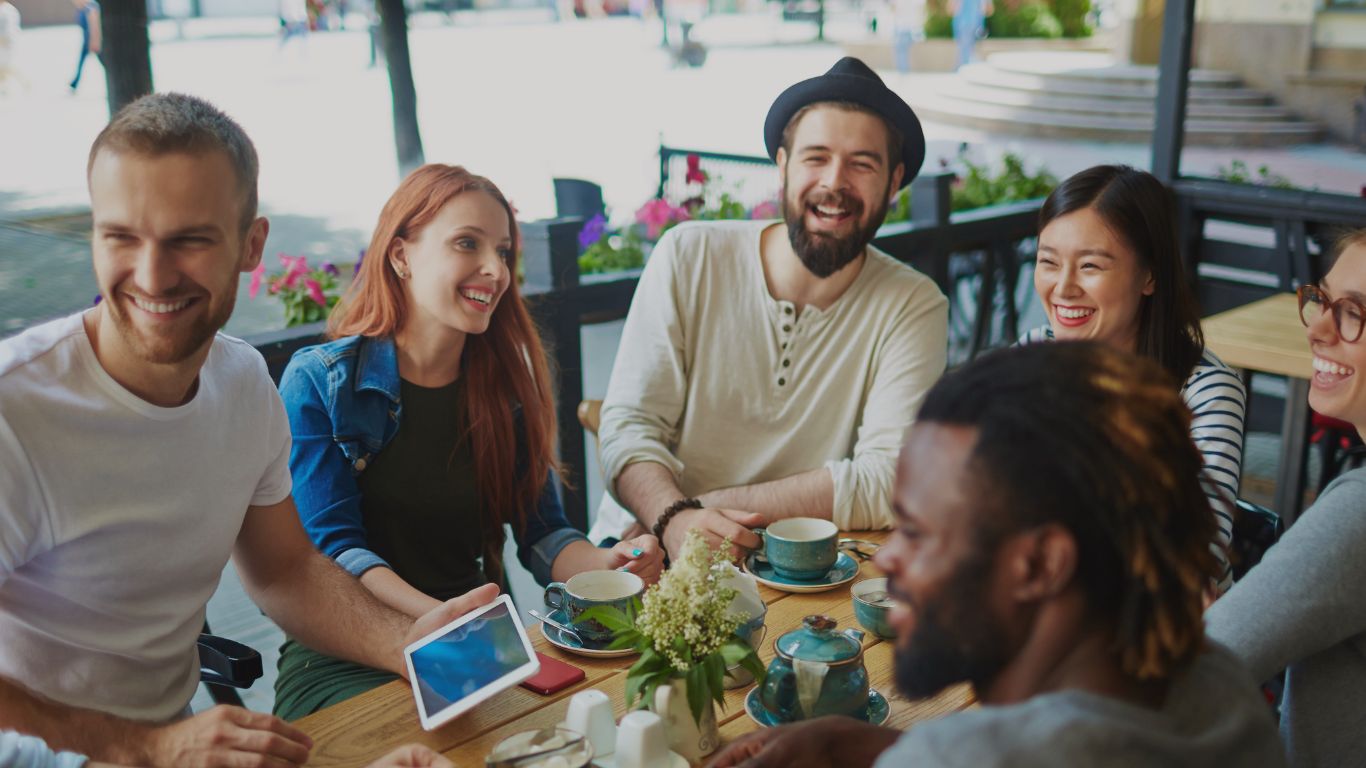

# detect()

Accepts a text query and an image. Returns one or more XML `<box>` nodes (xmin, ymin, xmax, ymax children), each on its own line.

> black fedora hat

<box><xmin>764</xmin><ymin>57</ymin><xmax>926</xmax><ymax>190</ymax></box>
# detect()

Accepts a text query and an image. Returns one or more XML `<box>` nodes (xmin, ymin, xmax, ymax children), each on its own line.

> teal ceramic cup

<box><xmin>755</xmin><ymin>518</ymin><xmax>839</xmax><ymax>580</ymax></box>
<box><xmin>544</xmin><ymin>570</ymin><xmax>644</xmax><ymax>647</ymax></box>
<box><xmin>851</xmin><ymin>578</ymin><xmax>896</xmax><ymax>640</ymax></box>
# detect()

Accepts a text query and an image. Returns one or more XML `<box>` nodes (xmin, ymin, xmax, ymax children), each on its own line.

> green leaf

<box><xmin>685</xmin><ymin>665</ymin><xmax>709</xmax><ymax>726</ymax></box>
<box><xmin>719</xmin><ymin>641</ymin><xmax>753</xmax><ymax>666</ymax></box>
<box><xmin>640</xmin><ymin>673</ymin><xmax>667</xmax><ymax>711</ymax></box>
<box><xmin>704</xmin><ymin>653</ymin><xmax>726</xmax><ymax>706</ymax></box>
<box><xmin>740</xmin><ymin>651</ymin><xmax>766</xmax><ymax>686</ymax></box>
<box><xmin>574</xmin><ymin>605</ymin><xmax>633</xmax><ymax>634</ymax></box>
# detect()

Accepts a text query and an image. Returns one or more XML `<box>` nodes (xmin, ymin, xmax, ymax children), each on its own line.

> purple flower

<box><xmin>578</xmin><ymin>214</ymin><xmax>607</xmax><ymax>250</ymax></box>
<box><xmin>355</xmin><ymin>249</ymin><xmax>366</xmax><ymax>275</ymax></box>
<box><xmin>93</xmin><ymin>294</ymin><xmax>102</xmax><ymax>306</ymax></box>
<box><xmin>322</xmin><ymin>261</ymin><xmax>340</xmax><ymax>277</ymax></box>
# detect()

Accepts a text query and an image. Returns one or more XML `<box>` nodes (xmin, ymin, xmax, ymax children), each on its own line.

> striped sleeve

<box><xmin>1182</xmin><ymin>350</ymin><xmax>1247</xmax><ymax>593</ymax></box>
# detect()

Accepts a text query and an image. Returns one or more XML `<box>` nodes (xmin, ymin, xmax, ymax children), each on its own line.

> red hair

<box><xmin>329</xmin><ymin>164</ymin><xmax>559</xmax><ymax>583</ymax></box>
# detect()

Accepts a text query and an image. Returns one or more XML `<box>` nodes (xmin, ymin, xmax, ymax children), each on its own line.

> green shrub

<box><xmin>987</xmin><ymin>1</ymin><xmax>1062</xmax><ymax>38</ymax></box>
<box><xmin>923</xmin><ymin>12</ymin><xmax>953</xmax><ymax>38</ymax></box>
<box><xmin>1052</xmin><ymin>0</ymin><xmax>1092</xmax><ymax>37</ymax></box>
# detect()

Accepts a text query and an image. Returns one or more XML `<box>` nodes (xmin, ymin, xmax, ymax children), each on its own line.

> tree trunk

<box><xmin>100</xmin><ymin>0</ymin><xmax>155</xmax><ymax>117</ymax></box>
<box><xmin>376</xmin><ymin>0</ymin><xmax>425</xmax><ymax>177</ymax></box>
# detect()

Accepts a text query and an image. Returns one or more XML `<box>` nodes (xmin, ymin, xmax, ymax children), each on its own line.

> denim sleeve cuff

<box><xmin>336</xmin><ymin>547</ymin><xmax>391</xmax><ymax>578</ymax></box>
<box><xmin>526</xmin><ymin>527</ymin><xmax>587</xmax><ymax>586</ymax></box>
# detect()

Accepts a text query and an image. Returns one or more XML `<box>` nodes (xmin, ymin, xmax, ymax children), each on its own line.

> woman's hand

<box><xmin>603</xmin><ymin>534</ymin><xmax>665</xmax><ymax>586</ymax></box>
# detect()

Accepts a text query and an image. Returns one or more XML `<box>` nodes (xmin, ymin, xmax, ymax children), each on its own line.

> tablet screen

<box><xmin>408</xmin><ymin>597</ymin><xmax>536</xmax><ymax>726</ymax></box>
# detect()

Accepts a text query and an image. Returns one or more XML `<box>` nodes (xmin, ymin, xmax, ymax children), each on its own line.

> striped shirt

<box><xmin>1020</xmin><ymin>327</ymin><xmax>1247</xmax><ymax>592</ymax></box>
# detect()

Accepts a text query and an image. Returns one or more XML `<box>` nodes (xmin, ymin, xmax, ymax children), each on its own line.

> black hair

<box><xmin>918</xmin><ymin>342</ymin><xmax>1220</xmax><ymax>680</ymax></box>
<box><xmin>1039</xmin><ymin>165</ymin><xmax>1204</xmax><ymax>383</ymax></box>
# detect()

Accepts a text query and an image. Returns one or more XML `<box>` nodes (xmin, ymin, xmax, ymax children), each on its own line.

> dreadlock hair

<box><xmin>918</xmin><ymin>341</ymin><xmax>1221</xmax><ymax>680</ymax></box>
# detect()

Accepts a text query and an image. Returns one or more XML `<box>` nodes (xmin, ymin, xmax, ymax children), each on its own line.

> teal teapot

<box><xmin>758</xmin><ymin>615</ymin><xmax>868</xmax><ymax>722</ymax></box>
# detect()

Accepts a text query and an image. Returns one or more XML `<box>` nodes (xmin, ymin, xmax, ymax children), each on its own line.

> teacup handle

<box><xmin>749</xmin><ymin>528</ymin><xmax>767</xmax><ymax>562</ymax></box>
<box><xmin>544</xmin><ymin>582</ymin><xmax>567</xmax><ymax>610</ymax></box>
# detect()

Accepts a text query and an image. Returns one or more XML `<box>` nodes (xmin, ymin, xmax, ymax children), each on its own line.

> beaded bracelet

<box><xmin>652</xmin><ymin>497</ymin><xmax>703</xmax><ymax>541</ymax></box>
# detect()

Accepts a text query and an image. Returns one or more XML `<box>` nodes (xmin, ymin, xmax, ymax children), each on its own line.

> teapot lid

<box><xmin>775</xmin><ymin>615</ymin><xmax>861</xmax><ymax>663</ymax></box>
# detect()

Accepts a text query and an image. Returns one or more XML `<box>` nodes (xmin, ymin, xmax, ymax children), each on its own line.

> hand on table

<box><xmin>603</xmin><ymin>533</ymin><xmax>665</xmax><ymax>585</ymax></box>
<box><xmin>366</xmin><ymin>744</ymin><xmax>454</xmax><ymax>768</ymax></box>
<box><xmin>143</xmin><ymin>705</ymin><xmax>312</xmax><ymax>767</ymax></box>
<box><xmin>404</xmin><ymin>583</ymin><xmax>501</xmax><ymax>661</ymax></box>
<box><xmin>708</xmin><ymin>717</ymin><xmax>899</xmax><ymax>768</ymax></box>
<box><xmin>664</xmin><ymin>507</ymin><xmax>763</xmax><ymax>562</ymax></box>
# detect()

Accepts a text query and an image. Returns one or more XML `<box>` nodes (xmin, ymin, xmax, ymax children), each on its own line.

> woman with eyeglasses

<box><xmin>1021</xmin><ymin>164</ymin><xmax>1247</xmax><ymax>592</ymax></box>
<box><xmin>1206</xmin><ymin>228</ymin><xmax>1366</xmax><ymax>768</ymax></box>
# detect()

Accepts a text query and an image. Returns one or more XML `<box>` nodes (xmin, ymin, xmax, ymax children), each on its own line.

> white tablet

<box><xmin>403</xmin><ymin>594</ymin><xmax>540</xmax><ymax>731</ymax></box>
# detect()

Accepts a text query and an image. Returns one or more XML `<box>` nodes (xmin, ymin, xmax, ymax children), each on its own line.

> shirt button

<box><xmin>778</xmin><ymin>377</ymin><xmax>786</xmax><ymax>386</ymax></box>
<box><xmin>782</xmin><ymin>359</ymin><xmax>791</xmax><ymax>367</ymax></box>
<box><xmin>784</xmin><ymin>307</ymin><xmax>793</xmax><ymax>315</ymax></box>
<box><xmin>781</xmin><ymin>343</ymin><xmax>787</xmax><ymax>350</ymax></box>
<box><xmin>782</xmin><ymin>324</ymin><xmax>791</xmax><ymax>333</ymax></box>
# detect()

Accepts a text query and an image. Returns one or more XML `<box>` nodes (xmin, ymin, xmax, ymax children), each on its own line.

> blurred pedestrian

<box><xmin>68</xmin><ymin>0</ymin><xmax>101</xmax><ymax>93</ymax></box>
<box><xmin>890</xmin><ymin>0</ymin><xmax>924</xmax><ymax>74</ymax></box>
<box><xmin>0</xmin><ymin>1</ymin><xmax>21</xmax><ymax>94</ymax></box>
<box><xmin>949</xmin><ymin>0</ymin><xmax>991</xmax><ymax>70</ymax></box>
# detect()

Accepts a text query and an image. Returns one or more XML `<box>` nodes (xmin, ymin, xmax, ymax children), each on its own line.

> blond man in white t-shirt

<box><xmin>0</xmin><ymin>93</ymin><xmax>495</xmax><ymax>767</ymax></box>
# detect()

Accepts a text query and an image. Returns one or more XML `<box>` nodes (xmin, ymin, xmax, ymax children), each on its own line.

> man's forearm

<box><xmin>0</xmin><ymin>676</ymin><xmax>153</xmax><ymax>765</ymax></box>
<box><xmin>698</xmin><ymin>467</ymin><xmax>833</xmax><ymax>521</ymax></box>
<box><xmin>241</xmin><ymin>550</ymin><xmax>413</xmax><ymax>676</ymax></box>
<box><xmin>615</xmin><ymin>460</ymin><xmax>689</xmax><ymax>529</ymax></box>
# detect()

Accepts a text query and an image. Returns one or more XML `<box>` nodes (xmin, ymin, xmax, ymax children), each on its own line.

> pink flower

<box><xmin>304</xmin><ymin>278</ymin><xmax>327</xmax><ymax>307</ymax></box>
<box><xmin>749</xmin><ymin>200</ymin><xmax>779</xmax><ymax>220</ymax></box>
<box><xmin>685</xmin><ymin>154</ymin><xmax>707</xmax><ymax>185</ymax></box>
<box><xmin>634</xmin><ymin>198</ymin><xmax>690</xmax><ymax>240</ymax></box>
<box><xmin>248</xmin><ymin>262</ymin><xmax>266</xmax><ymax>298</ymax></box>
<box><xmin>278</xmin><ymin>254</ymin><xmax>310</xmax><ymax>289</ymax></box>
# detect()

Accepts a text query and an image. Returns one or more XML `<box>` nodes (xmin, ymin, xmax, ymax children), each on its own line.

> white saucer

<box><xmin>538</xmin><ymin>607</ymin><xmax>638</xmax><ymax>659</ymax></box>
<box><xmin>589</xmin><ymin>749</ymin><xmax>689</xmax><ymax>768</ymax></box>
<box><xmin>553</xmin><ymin>723</ymin><xmax>689</xmax><ymax>768</ymax></box>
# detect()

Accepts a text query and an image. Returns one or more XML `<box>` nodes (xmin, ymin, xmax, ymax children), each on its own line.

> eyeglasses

<box><xmin>1297</xmin><ymin>284</ymin><xmax>1366</xmax><ymax>343</ymax></box>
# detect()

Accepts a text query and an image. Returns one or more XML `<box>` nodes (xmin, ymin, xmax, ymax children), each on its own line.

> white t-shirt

<box><xmin>0</xmin><ymin>312</ymin><xmax>292</xmax><ymax>722</ymax></box>
<box><xmin>591</xmin><ymin>220</ymin><xmax>948</xmax><ymax>540</ymax></box>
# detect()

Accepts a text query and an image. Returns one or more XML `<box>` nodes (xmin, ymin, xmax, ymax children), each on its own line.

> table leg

<box><xmin>1274</xmin><ymin>377</ymin><xmax>1311</xmax><ymax>528</ymax></box>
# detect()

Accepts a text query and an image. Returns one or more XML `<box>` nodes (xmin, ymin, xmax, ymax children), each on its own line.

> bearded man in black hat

<box><xmin>589</xmin><ymin>58</ymin><xmax>949</xmax><ymax>559</ymax></box>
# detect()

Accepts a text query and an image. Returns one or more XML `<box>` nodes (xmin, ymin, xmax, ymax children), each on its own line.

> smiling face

<box><xmin>1307</xmin><ymin>243</ymin><xmax>1366</xmax><ymax>432</ymax></box>
<box><xmin>89</xmin><ymin>148</ymin><xmax>265</xmax><ymax>368</ymax></box>
<box><xmin>392</xmin><ymin>190</ymin><xmax>513</xmax><ymax>343</ymax></box>
<box><xmin>1034</xmin><ymin>206</ymin><xmax>1154</xmax><ymax>352</ymax></box>
<box><xmin>776</xmin><ymin>105</ymin><xmax>903</xmax><ymax>278</ymax></box>
<box><xmin>873</xmin><ymin>423</ymin><xmax>1015</xmax><ymax>699</ymax></box>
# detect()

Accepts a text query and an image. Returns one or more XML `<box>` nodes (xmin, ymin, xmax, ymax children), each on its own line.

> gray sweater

<box><xmin>873</xmin><ymin>645</ymin><xmax>1284</xmax><ymax>767</ymax></box>
<box><xmin>1206</xmin><ymin>467</ymin><xmax>1366</xmax><ymax>768</ymax></box>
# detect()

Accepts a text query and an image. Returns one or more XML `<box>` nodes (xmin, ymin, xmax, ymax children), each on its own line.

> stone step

<box><xmin>943</xmin><ymin>81</ymin><xmax>1297</xmax><ymax>122</ymax></box>
<box><xmin>959</xmin><ymin>63</ymin><xmax>1272</xmax><ymax>106</ymax></box>
<box><xmin>914</xmin><ymin>94</ymin><xmax>1322</xmax><ymax>147</ymax></box>
<box><xmin>983</xmin><ymin>51</ymin><xmax>1244</xmax><ymax>88</ymax></box>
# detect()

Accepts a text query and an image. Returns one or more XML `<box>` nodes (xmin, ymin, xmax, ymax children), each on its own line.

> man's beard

<box><xmin>105</xmin><ymin>287</ymin><xmax>234</xmax><ymax>365</ymax></box>
<box><xmin>891</xmin><ymin>548</ymin><xmax>1014</xmax><ymax>700</ymax></box>
<box><xmin>783</xmin><ymin>187</ymin><xmax>890</xmax><ymax>279</ymax></box>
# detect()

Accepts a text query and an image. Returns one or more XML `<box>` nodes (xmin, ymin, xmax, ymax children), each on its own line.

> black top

<box><xmin>359</xmin><ymin>377</ymin><xmax>485</xmax><ymax>600</ymax></box>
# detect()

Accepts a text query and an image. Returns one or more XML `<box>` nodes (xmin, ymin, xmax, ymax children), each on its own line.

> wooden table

<box><xmin>1202</xmin><ymin>292</ymin><xmax>1314</xmax><ymax>523</ymax></box>
<box><xmin>296</xmin><ymin>530</ymin><xmax>973</xmax><ymax>766</ymax></box>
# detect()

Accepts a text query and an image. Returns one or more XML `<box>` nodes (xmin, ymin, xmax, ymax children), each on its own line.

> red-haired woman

<box><xmin>272</xmin><ymin>165</ymin><xmax>663</xmax><ymax>719</ymax></box>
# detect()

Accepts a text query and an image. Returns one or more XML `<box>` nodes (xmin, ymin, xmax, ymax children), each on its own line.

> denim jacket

<box><xmin>278</xmin><ymin>335</ymin><xmax>583</xmax><ymax>586</ymax></box>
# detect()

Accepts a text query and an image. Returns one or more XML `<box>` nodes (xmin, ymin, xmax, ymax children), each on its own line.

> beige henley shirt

<box><xmin>590</xmin><ymin>220</ymin><xmax>948</xmax><ymax>539</ymax></box>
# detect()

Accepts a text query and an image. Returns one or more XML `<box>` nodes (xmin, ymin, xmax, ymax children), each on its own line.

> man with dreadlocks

<box><xmin>709</xmin><ymin>342</ymin><xmax>1283</xmax><ymax>768</ymax></box>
